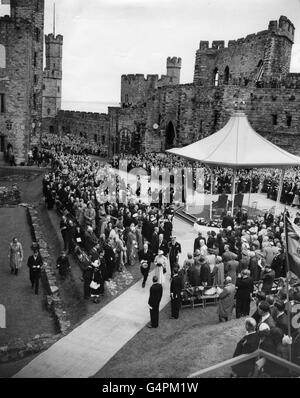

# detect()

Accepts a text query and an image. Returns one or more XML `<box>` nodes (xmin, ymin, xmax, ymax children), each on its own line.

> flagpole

<box><xmin>284</xmin><ymin>210</ymin><xmax>292</xmax><ymax>363</ymax></box>
<box><xmin>231</xmin><ymin>169</ymin><xmax>237</xmax><ymax>216</ymax></box>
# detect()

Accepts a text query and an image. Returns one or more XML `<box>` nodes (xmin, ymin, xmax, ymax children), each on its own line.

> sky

<box><xmin>2</xmin><ymin>0</ymin><xmax>300</xmax><ymax>107</ymax></box>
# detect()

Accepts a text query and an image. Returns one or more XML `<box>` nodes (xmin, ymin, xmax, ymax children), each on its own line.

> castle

<box><xmin>0</xmin><ymin>2</ymin><xmax>299</xmax><ymax>163</ymax></box>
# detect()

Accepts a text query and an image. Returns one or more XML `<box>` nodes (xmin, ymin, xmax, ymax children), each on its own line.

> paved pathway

<box><xmin>14</xmin><ymin>217</ymin><xmax>196</xmax><ymax>378</ymax></box>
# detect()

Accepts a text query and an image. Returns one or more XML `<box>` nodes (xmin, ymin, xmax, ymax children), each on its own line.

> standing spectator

<box><xmin>274</xmin><ymin>300</ymin><xmax>289</xmax><ymax>335</ymax></box>
<box><xmin>213</xmin><ymin>256</ymin><xmax>225</xmax><ymax>286</ymax></box>
<box><xmin>170</xmin><ymin>266</ymin><xmax>183</xmax><ymax>320</ymax></box>
<box><xmin>231</xmin><ymin>318</ymin><xmax>260</xmax><ymax>377</ymax></box>
<box><xmin>168</xmin><ymin>236</ymin><xmax>181</xmax><ymax>277</ymax></box>
<box><xmin>199</xmin><ymin>256</ymin><xmax>211</xmax><ymax>286</ymax></box>
<box><xmin>139</xmin><ymin>242</ymin><xmax>154</xmax><ymax>288</ymax></box>
<box><xmin>235</xmin><ymin>270</ymin><xmax>254</xmax><ymax>318</ymax></box>
<box><xmin>56</xmin><ymin>251</ymin><xmax>71</xmax><ymax>280</ymax></box>
<box><xmin>256</xmin><ymin>301</ymin><xmax>276</xmax><ymax>330</ymax></box>
<box><xmin>60</xmin><ymin>215</ymin><xmax>68</xmax><ymax>251</ymax></box>
<box><xmin>222</xmin><ymin>211</ymin><xmax>234</xmax><ymax>229</ymax></box>
<box><xmin>8</xmin><ymin>237</ymin><xmax>23</xmax><ymax>276</ymax></box>
<box><xmin>147</xmin><ymin>275</ymin><xmax>163</xmax><ymax>328</ymax></box>
<box><xmin>27</xmin><ymin>245</ymin><xmax>43</xmax><ymax>295</ymax></box>
<box><xmin>260</xmin><ymin>264</ymin><xmax>275</xmax><ymax>295</ymax></box>
<box><xmin>217</xmin><ymin>276</ymin><xmax>236</xmax><ymax>322</ymax></box>
<box><xmin>225</xmin><ymin>255</ymin><xmax>239</xmax><ymax>285</ymax></box>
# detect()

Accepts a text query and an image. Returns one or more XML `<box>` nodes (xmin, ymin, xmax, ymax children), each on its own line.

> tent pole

<box><xmin>231</xmin><ymin>169</ymin><xmax>237</xmax><ymax>215</ymax></box>
<box><xmin>284</xmin><ymin>211</ymin><xmax>292</xmax><ymax>364</ymax></box>
<box><xmin>275</xmin><ymin>169</ymin><xmax>285</xmax><ymax>217</ymax></box>
<box><xmin>247</xmin><ymin>170</ymin><xmax>253</xmax><ymax>210</ymax></box>
<box><xmin>210</xmin><ymin>169</ymin><xmax>213</xmax><ymax>220</ymax></box>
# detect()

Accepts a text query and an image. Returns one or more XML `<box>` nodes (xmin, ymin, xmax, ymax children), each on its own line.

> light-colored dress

<box><xmin>154</xmin><ymin>254</ymin><xmax>167</xmax><ymax>285</ymax></box>
<box><xmin>9</xmin><ymin>242</ymin><xmax>23</xmax><ymax>270</ymax></box>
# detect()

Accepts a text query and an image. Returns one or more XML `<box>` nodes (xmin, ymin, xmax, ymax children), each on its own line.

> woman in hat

<box><xmin>154</xmin><ymin>250</ymin><xmax>167</xmax><ymax>285</ymax></box>
<box><xmin>8</xmin><ymin>237</ymin><xmax>23</xmax><ymax>276</ymax></box>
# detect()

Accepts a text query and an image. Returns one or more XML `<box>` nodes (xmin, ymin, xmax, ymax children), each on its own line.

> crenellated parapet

<box><xmin>58</xmin><ymin>110</ymin><xmax>109</xmax><ymax>120</ymax></box>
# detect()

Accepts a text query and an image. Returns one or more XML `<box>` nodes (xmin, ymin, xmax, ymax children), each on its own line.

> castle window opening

<box><xmin>0</xmin><ymin>94</ymin><xmax>5</xmax><ymax>113</ymax></box>
<box><xmin>94</xmin><ymin>134</ymin><xmax>97</xmax><ymax>142</ymax></box>
<box><xmin>35</xmin><ymin>28</ymin><xmax>40</xmax><ymax>42</ymax></box>
<box><xmin>223</xmin><ymin>66</ymin><xmax>229</xmax><ymax>85</ymax></box>
<box><xmin>33</xmin><ymin>94</ymin><xmax>37</xmax><ymax>110</ymax></box>
<box><xmin>286</xmin><ymin>114</ymin><xmax>292</xmax><ymax>127</ymax></box>
<box><xmin>213</xmin><ymin>67</ymin><xmax>219</xmax><ymax>87</ymax></box>
<box><xmin>49</xmin><ymin>126</ymin><xmax>54</xmax><ymax>135</ymax></box>
<box><xmin>256</xmin><ymin>60</ymin><xmax>264</xmax><ymax>82</ymax></box>
<box><xmin>34</xmin><ymin>52</ymin><xmax>37</xmax><ymax>67</ymax></box>
<box><xmin>57</xmin><ymin>86</ymin><xmax>60</xmax><ymax>93</ymax></box>
<box><xmin>272</xmin><ymin>114</ymin><xmax>278</xmax><ymax>126</ymax></box>
<box><xmin>102</xmin><ymin>135</ymin><xmax>105</xmax><ymax>145</ymax></box>
<box><xmin>42</xmin><ymin>84</ymin><xmax>45</xmax><ymax>90</ymax></box>
<box><xmin>47</xmin><ymin>108</ymin><xmax>51</xmax><ymax>115</ymax></box>
<box><xmin>0</xmin><ymin>45</ymin><xmax>6</xmax><ymax>68</ymax></box>
<box><xmin>34</xmin><ymin>74</ymin><xmax>38</xmax><ymax>84</ymax></box>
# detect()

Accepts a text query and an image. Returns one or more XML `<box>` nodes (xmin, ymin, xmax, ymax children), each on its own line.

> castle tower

<box><xmin>0</xmin><ymin>0</ymin><xmax>45</xmax><ymax>164</ymax></box>
<box><xmin>42</xmin><ymin>33</ymin><xmax>63</xmax><ymax>121</ymax></box>
<box><xmin>166</xmin><ymin>57</ymin><xmax>182</xmax><ymax>85</ymax></box>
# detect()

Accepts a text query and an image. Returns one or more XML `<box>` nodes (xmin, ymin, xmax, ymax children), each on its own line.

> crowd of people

<box><xmin>112</xmin><ymin>153</ymin><xmax>300</xmax><ymax>207</ymax></box>
<box><xmin>14</xmin><ymin>135</ymin><xmax>298</xmax><ymax>376</ymax></box>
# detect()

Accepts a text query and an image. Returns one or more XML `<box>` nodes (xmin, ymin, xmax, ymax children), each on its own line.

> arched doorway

<box><xmin>223</xmin><ymin>66</ymin><xmax>229</xmax><ymax>85</ymax></box>
<box><xmin>165</xmin><ymin>121</ymin><xmax>175</xmax><ymax>150</ymax></box>
<box><xmin>0</xmin><ymin>133</ymin><xmax>6</xmax><ymax>161</ymax></box>
<box><xmin>119</xmin><ymin>128</ymin><xmax>132</xmax><ymax>153</ymax></box>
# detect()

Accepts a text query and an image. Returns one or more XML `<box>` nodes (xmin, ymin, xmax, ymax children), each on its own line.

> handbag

<box><xmin>90</xmin><ymin>280</ymin><xmax>100</xmax><ymax>290</ymax></box>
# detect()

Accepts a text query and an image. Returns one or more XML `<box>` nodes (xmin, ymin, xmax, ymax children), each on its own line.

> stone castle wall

<box><xmin>0</xmin><ymin>0</ymin><xmax>44</xmax><ymax>164</ymax></box>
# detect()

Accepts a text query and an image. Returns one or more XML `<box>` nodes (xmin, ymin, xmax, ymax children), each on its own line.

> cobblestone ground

<box><xmin>0</xmin><ymin>207</ymin><xmax>56</xmax><ymax>347</ymax></box>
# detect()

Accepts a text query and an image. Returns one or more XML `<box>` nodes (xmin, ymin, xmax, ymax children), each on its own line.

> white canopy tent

<box><xmin>167</xmin><ymin>112</ymin><xmax>300</xmax><ymax>217</ymax></box>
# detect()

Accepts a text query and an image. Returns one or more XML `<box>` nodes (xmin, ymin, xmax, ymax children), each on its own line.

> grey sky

<box><xmin>2</xmin><ymin>0</ymin><xmax>300</xmax><ymax>105</ymax></box>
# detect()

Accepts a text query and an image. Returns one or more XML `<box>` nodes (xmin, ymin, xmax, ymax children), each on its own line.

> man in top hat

<box><xmin>27</xmin><ymin>244</ymin><xmax>43</xmax><ymax>295</ymax></box>
<box><xmin>168</xmin><ymin>236</ymin><xmax>181</xmax><ymax>277</ymax></box>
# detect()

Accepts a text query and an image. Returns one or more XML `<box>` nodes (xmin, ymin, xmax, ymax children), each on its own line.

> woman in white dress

<box><xmin>154</xmin><ymin>250</ymin><xmax>168</xmax><ymax>285</ymax></box>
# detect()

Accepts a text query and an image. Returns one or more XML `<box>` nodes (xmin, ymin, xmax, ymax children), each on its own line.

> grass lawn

<box><xmin>0</xmin><ymin>207</ymin><xmax>56</xmax><ymax>347</ymax></box>
<box><xmin>93</xmin><ymin>302</ymin><xmax>249</xmax><ymax>378</ymax></box>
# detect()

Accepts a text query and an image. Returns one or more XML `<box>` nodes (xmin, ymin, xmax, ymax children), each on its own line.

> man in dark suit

<box><xmin>222</xmin><ymin>211</ymin><xmax>234</xmax><ymax>229</ymax></box>
<box><xmin>158</xmin><ymin>234</ymin><xmax>169</xmax><ymax>257</ymax></box>
<box><xmin>150</xmin><ymin>227</ymin><xmax>159</xmax><ymax>255</ymax></box>
<box><xmin>148</xmin><ymin>276</ymin><xmax>163</xmax><ymax>328</ymax></box>
<box><xmin>170</xmin><ymin>266</ymin><xmax>184</xmax><ymax>319</ymax></box>
<box><xmin>164</xmin><ymin>214</ymin><xmax>173</xmax><ymax>243</ymax></box>
<box><xmin>235</xmin><ymin>270</ymin><xmax>254</xmax><ymax>318</ymax></box>
<box><xmin>256</xmin><ymin>301</ymin><xmax>276</xmax><ymax>330</ymax></box>
<box><xmin>139</xmin><ymin>242</ymin><xmax>154</xmax><ymax>288</ymax></box>
<box><xmin>169</xmin><ymin>236</ymin><xmax>181</xmax><ymax>277</ymax></box>
<box><xmin>274</xmin><ymin>300</ymin><xmax>289</xmax><ymax>335</ymax></box>
<box><xmin>27</xmin><ymin>245</ymin><xmax>43</xmax><ymax>295</ymax></box>
<box><xmin>232</xmin><ymin>317</ymin><xmax>260</xmax><ymax>377</ymax></box>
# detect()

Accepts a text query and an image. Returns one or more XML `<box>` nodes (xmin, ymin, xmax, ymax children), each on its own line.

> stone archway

<box><xmin>165</xmin><ymin>121</ymin><xmax>175</xmax><ymax>150</ymax></box>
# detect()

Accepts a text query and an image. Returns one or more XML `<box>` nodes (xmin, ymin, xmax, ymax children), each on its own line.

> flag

<box><xmin>1</xmin><ymin>0</ymin><xmax>10</xmax><ymax>5</ymax></box>
<box><xmin>286</xmin><ymin>217</ymin><xmax>300</xmax><ymax>279</ymax></box>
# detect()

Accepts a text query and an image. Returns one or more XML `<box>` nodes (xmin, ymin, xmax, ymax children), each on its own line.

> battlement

<box><xmin>198</xmin><ymin>15</ymin><xmax>294</xmax><ymax>51</ymax></box>
<box><xmin>58</xmin><ymin>110</ymin><xmax>109</xmax><ymax>120</ymax></box>
<box><xmin>121</xmin><ymin>74</ymin><xmax>161</xmax><ymax>83</ymax></box>
<box><xmin>167</xmin><ymin>57</ymin><xmax>182</xmax><ymax>68</ymax></box>
<box><xmin>43</xmin><ymin>70</ymin><xmax>62</xmax><ymax>79</ymax></box>
<box><xmin>45</xmin><ymin>33</ymin><xmax>63</xmax><ymax>44</ymax></box>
